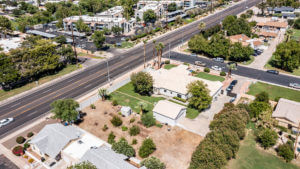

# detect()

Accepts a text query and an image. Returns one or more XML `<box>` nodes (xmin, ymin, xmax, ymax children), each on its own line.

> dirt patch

<box><xmin>78</xmin><ymin>100</ymin><xmax>203</xmax><ymax>169</ymax></box>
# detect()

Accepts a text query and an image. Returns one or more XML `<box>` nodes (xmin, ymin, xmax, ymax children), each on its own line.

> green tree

<box><xmin>110</xmin><ymin>116</ymin><xmax>123</xmax><ymax>127</ymax></box>
<box><xmin>130</xmin><ymin>72</ymin><xmax>153</xmax><ymax>95</ymax></box>
<box><xmin>75</xmin><ymin>18</ymin><xmax>91</xmax><ymax>33</ymax></box>
<box><xmin>0</xmin><ymin>53</ymin><xmax>20</xmax><ymax>87</ymax></box>
<box><xmin>141</xmin><ymin>156</ymin><xmax>166</xmax><ymax>169</ymax></box>
<box><xmin>112</xmin><ymin>138</ymin><xmax>135</xmax><ymax>157</ymax></box>
<box><xmin>139</xmin><ymin>138</ymin><xmax>156</xmax><ymax>158</ymax></box>
<box><xmin>222</xmin><ymin>16</ymin><xmax>251</xmax><ymax>36</ymax></box>
<box><xmin>167</xmin><ymin>2</ymin><xmax>177</xmax><ymax>12</ymax></box>
<box><xmin>187</xmin><ymin>81</ymin><xmax>212</xmax><ymax>111</ymax></box>
<box><xmin>111</xmin><ymin>26</ymin><xmax>123</xmax><ymax>36</ymax></box>
<box><xmin>141</xmin><ymin>113</ymin><xmax>156</xmax><ymax>127</ymax></box>
<box><xmin>294</xmin><ymin>18</ymin><xmax>300</xmax><ymax>29</ymax></box>
<box><xmin>256</xmin><ymin>128</ymin><xmax>278</xmax><ymax>149</ymax></box>
<box><xmin>249</xmin><ymin>101</ymin><xmax>271</xmax><ymax>119</ymax></box>
<box><xmin>155</xmin><ymin>42</ymin><xmax>165</xmax><ymax>68</ymax></box>
<box><xmin>54</xmin><ymin>35</ymin><xmax>67</xmax><ymax>45</ymax></box>
<box><xmin>257</xmin><ymin>1</ymin><xmax>267</xmax><ymax>15</ymax></box>
<box><xmin>143</xmin><ymin>9</ymin><xmax>157</xmax><ymax>23</ymax></box>
<box><xmin>229</xmin><ymin>42</ymin><xmax>253</xmax><ymax>62</ymax></box>
<box><xmin>91</xmin><ymin>31</ymin><xmax>106</xmax><ymax>49</ymax></box>
<box><xmin>108</xmin><ymin>132</ymin><xmax>116</xmax><ymax>144</ymax></box>
<box><xmin>198</xmin><ymin>22</ymin><xmax>206</xmax><ymax>32</ymax></box>
<box><xmin>51</xmin><ymin>99</ymin><xmax>79</xmax><ymax>122</ymax></box>
<box><xmin>255</xmin><ymin>91</ymin><xmax>269</xmax><ymax>103</ymax></box>
<box><xmin>98</xmin><ymin>88</ymin><xmax>107</xmax><ymax>100</ymax></box>
<box><xmin>188</xmin><ymin>34</ymin><xmax>209</xmax><ymax>55</ymax></box>
<box><xmin>68</xmin><ymin>161</ymin><xmax>97</xmax><ymax>169</ymax></box>
<box><xmin>0</xmin><ymin>16</ymin><xmax>12</xmax><ymax>38</ymax></box>
<box><xmin>56</xmin><ymin>19</ymin><xmax>64</xmax><ymax>28</ymax></box>
<box><xmin>271</xmin><ymin>40</ymin><xmax>300</xmax><ymax>72</ymax></box>
<box><xmin>277</xmin><ymin>141</ymin><xmax>294</xmax><ymax>162</ymax></box>
<box><xmin>120</xmin><ymin>0</ymin><xmax>137</xmax><ymax>19</ymax></box>
<box><xmin>129</xmin><ymin>125</ymin><xmax>140</xmax><ymax>136</ymax></box>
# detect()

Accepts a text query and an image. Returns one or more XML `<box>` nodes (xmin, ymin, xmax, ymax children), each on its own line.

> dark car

<box><xmin>230</xmin><ymin>80</ymin><xmax>238</xmax><ymax>86</ymax></box>
<box><xmin>266</xmin><ymin>70</ymin><xmax>279</xmax><ymax>75</ymax></box>
<box><xmin>226</xmin><ymin>85</ymin><xmax>233</xmax><ymax>91</ymax></box>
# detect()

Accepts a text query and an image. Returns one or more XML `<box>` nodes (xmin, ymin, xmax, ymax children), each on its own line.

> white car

<box><xmin>289</xmin><ymin>83</ymin><xmax>300</xmax><ymax>89</ymax></box>
<box><xmin>0</xmin><ymin>118</ymin><xmax>14</xmax><ymax>128</ymax></box>
<box><xmin>211</xmin><ymin>65</ymin><xmax>222</xmax><ymax>71</ymax></box>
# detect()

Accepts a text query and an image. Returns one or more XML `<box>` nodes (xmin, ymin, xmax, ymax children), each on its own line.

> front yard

<box><xmin>247</xmin><ymin>82</ymin><xmax>300</xmax><ymax>102</ymax></box>
<box><xmin>196</xmin><ymin>72</ymin><xmax>225</xmax><ymax>82</ymax></box>
<box><xmin>79</xmin><ymin>100</ymin><xmax>203</xmax><ymax>169</ymax></box>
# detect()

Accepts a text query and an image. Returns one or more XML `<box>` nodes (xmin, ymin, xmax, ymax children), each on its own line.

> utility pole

<box><xmin>294</xmin><ymin>122</ymin><xmax>300</xmax><ymax>159</ymax></box>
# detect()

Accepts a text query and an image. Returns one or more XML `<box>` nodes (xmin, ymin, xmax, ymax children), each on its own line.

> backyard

<box><xmin>227</xmin><ymin>130</ymin><xmax>299</xmax><ymax>169</ymax></box>
<box><xmin>247</xmin><ymin>82</ymin><xmax>300</xmax><ymax>102</ymax></box>
<box><xmin>0</xmin><ymin>64</ymin><xmax>80</xmax><ymax>101</ymax></box>
<box><xmin>79</xmin><ymin>100</ymin><xmax>203</xmax><ymax>169</ymax></box>
<box><xmin>196</xmin><ymin>72</ymin><xmax>225</xmax><ymax>82</ymax></box>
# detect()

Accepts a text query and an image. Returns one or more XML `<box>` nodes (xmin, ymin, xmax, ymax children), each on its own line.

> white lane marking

<box><xmin>84</xmin><ymin>84</ymin><xmax>93</xmax><ymax>89</ymax></box>
<box><xmin>10</xmin><ymin>102</ymin><xmax>21</xmax><ymax>108</ymax></box>
<box><xmin>42</xmin><ymin>88</ymin><xmax>52</xmax><ymax>94</ymax></box>
<box><xmin>26</xmin><ymin>110</ymin><xmax>37</xmax><ymax>117</ymax></box>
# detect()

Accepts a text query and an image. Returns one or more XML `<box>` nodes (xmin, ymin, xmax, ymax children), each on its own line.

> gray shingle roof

<box><xmin>80</xmin><ymin>145</ymin><xmax>139</xmax><ymax>169</ymax></box>
<box><xmin>30</xmin><ymin>123</ymin><xmax>82</xmax><ymax>159</ymax></box>
<box><xmin>273</xmin><ymin>6</ymin><xmax>294</xmax><ymax>12</ymax></box>
<box><xmin>26</xmin><ymin>30</ymin><xmax>57</xmax><ymax>38</ymax></box>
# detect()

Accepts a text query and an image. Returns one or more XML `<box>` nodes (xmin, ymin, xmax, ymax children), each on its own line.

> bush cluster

<box><xmin>204</xmin><ymin>67</ymin><xmax>210</xmax><ymax>73</ymax></box>
<box><xmin>139</xmin><ymin>138</ymin><xmax>156</xmax><ymax>158</ymax></box>
<box><xmin>111</xmin><ymin>116</ymin><xmax>122</xmax><ymax>127</ymax></box>
<box><xmin>277</xmin><ymin>141</ymin><xmax>294</xmax><ymax>162</ymax></box>
<box><xmin>220</xmin><ymin>71</ymin><xmax>226</xmax><ymax>76</ymax></box>
<box><xmin>108</xmin><ymin>132</ymin><xmax>116</xmax><ymax>144</ymax></box>
<box><xmin>141</xmin><ymin>113</ymin><xmax>156</xmax><ymax>128</ymax></box>
<box><xmin>173</xmin><ymin>96</ymin><xmax>186</xmax><ymax>103</ymax></box>
<box><xmin>112</xmin><ymin>138</ymin><xmax>135</xmax><ymax>157</ymax></box>
<box><xmin>16</xmin><ymin>136</ymin><xmax>26</xmax><ymax>144</ymax></box>
<box><xmin>129</xmin><ymin>125</ymin><xmax>140</xmax><ymax>136</ymax></box>
<box><xmin>27</xmin><ymin>132</ymin><xmax>34</xmax><ymax>138</ymax></box>
<box><xmin>189</xmin><ymin>103</ymin><xmax>249</xmax><ymax>169</ymax></box>
<box><xmin>12</xmin><ymin>146</ymin><xmax>24</xmax><ymax>156</ymax></box>
<box><xmin>256</xmin><ymin>127</ymin><xmax>278</xmax><ymax>149</ymax></box>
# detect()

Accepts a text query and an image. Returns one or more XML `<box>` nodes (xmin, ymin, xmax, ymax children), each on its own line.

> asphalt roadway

<box><xmin>0</xmin><ymin>0</ymin><xmax>273</xmax><ymax>138</ymax></box>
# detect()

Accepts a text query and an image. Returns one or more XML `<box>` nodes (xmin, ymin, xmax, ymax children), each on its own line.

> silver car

<box><xmin>289</xmin><ymin>83</ymin><xmax>300</xmax><ymax>89</ymax></box>
<box><xmin>211</xmin><ymin>65</ymin><xmax>222</xmax><ymax>71</ymax></box>
<box><xmin>0</xmin><ymin>118</ymin><xmax>14</xmax><ymax>128</ymax></box>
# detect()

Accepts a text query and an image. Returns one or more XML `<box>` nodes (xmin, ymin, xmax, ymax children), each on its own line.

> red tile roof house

<box><xmin>256</xmin><ymin>21</ymin><xmax>288</xmax><ymax>31</ymax></box>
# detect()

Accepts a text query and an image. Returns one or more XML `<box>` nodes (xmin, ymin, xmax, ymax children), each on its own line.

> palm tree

<box><xmin>198</xmin><ymin>22</ymin><xmax>206</xmax><ymax>32</ymax></box>
<box><xmin>152</xmin><ymin>40</ymin><xmax>156</xmax><ymax>59</ymax></box>
<box><xmin>143</xmin><ymin>40</ymin><xmax>147</xmax><ymax>68</ymax></box>
<box><xmin>157</xmin><ymin>42</ymin><xmax>165</xmax><ymax>69</ymax></box>
<box><xmin>285</xmin><ymin>29</ymin><xmax>293</xmax><ymax>42</ymax></box>
<box><xmin>257</xmin><ymin>0</ymin><xmax>267</xmax><ymax>16</ymax></box>
<box><xmin>227</xmin><ymin>63</ymin><xmax>237</xmax><ymax>78</ymax></box>
<box><xmin>98</xmin><ymin>88</ymin><xmax>107</xmax><ymax>101</ymax></box>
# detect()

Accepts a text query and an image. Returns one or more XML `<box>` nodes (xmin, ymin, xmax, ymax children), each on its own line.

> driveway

<box><xmin>177</xmin><ymin>94</ymin><xmax>232</xmax><ymax>136</ymax></box>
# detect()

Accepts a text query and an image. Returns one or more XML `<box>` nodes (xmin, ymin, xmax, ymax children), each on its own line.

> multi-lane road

<box><xmin>0</xmin><ymin>0</ymin><xmax>280</xmax><ymax>138</ymax></box>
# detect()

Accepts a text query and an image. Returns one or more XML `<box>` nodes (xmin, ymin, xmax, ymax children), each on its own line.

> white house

<box><xmin>153</xmin><ymin>100</ymin><xmax>186</xmax><ymax>126</ymax></box>
<box><xmin>147</xmin><ymin>65</ymin><xmax>223</xmax><ymax>100</ymax></box>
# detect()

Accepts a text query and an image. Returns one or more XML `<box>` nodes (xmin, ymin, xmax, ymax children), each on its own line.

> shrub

<box><xmin>156</xmin><ymin>123</ymin><xmax>163</xmax><ymax>128</ymax></box>
<box><xmin>112</xmin><ymin>100</ymin><xmax>118</xmax><ymax>106</ymax></box>
<box><xmin>173</xmin><ymin>96</ymin><xmax>186</xmax><ymax>103</ymax></box>
<box><xmin>139</xmin><ymin>138</ymin><xmax>156</xmax><ymax>158</ymax></box>
<box><xmin>16</xmin><ymin>136</ymin><xmax>26</xmax><ymax>144</ymax></box>
<box><xmin>277</xmin><ymin>141</ymin><xmax>294</xmax><ymax>162</ymax></box>
<box><xmin>141</xmin><ymin>113</ymin><xmax>156</xmax><ymax>128</ymax></box>
<box><xmin>23</xmin><ymin>155</ymin><xmax>28</xmax><ymax>159</ymax></box>
<box><xmin>141</xmin><ymin>156</ymin><xmax>166</xmax><ymax>169</ymax></box>
<box><xmin>183</xmin><ymin>62</ymin><xmax>190</xmax><ymax>66</ymax></box>
<box><xmin>27</xmin><ymin>132</ymin><xmax>34</xmax><ymax>138</ymax></box>
<box><xmin>164</xmin><ymin>60</ymin><xmax>170</xmax><ymax>64</ymax></box>
<box><xmin>255</xmin><ymin>91</ymin><xmax>269</xmax><ymax>103</ymax></box>
<box><xmin>132</xmin><ymin>139</ymin><xmax>138</xmax><ymax>145</ymax></box>
<box><xmin>256</xmin><ymin>128</ymin><xmax>278</xmax><ymax>149</ymax></box>
<box><xmin>28</xmin><ymin>159</ymin><xmax>34</xmax><ymax>163</ymax></box>
<box><xmin>220</xmin><ymin>71</ymin><xmax>226</xmax><ymax>76</ymax></box>
<box><xmin>102</xmin><ymin>124</ymin><xmax>108</xmax><ymax>131</ymax></box>
<box><xmin>90</xmin><ymin>104</ymin><xmax>96</xmax><ymax>109</ymax></box>
<box><xmin>130</xmin><ymin>118</ymin><xmax>135</xmax><ymax>123</ymax></box>
<box><xmin>204</xmin><ymin>67</ymin><xmax>210</xmax><ymax>73</ymax></box>
<box><xmin>112</xmin><ymin>138</ymin><xmax>135</xmax><ymax>157</ymax></box>
<box><xmin>129</xmin><ymin>125</ymin><xmax>140</xmax><ymax>136</ymax></box>
<box><xmin>122</xmin><ymin>126</ymin><xmax>128</xmax><ymax>131</ymax></box>
<box><xmin>111</xmin><ymin>116</ymin><xmax>122</xmax><ymax>127</ymax></box>
<box><xmin>108</xmin><ymin>132</ymin><xmax>116</xmax><ymax>144</ymax></box>
<box><xmin>12</xmin><ymin>146</ymin><xmax>24</xmax><ymax>156</ymax></box>
<box><xmin>24</xmin><ymin>142</ymin><xmax>30</xmax><ymax>150</ymax></box>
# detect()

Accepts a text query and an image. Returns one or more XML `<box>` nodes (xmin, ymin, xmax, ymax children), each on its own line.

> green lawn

<box><xmin>247</xmin><ymin>82</ymin><xmax>300</xmax><ymax>102</ymax></box>
<box><xmin>0</xmin><ymin>64</ymin><xmax>80</xmax><ymax>101</ymax></box>
<box><xmin>227</xmin><ymin>131</ymin><xmax>299</xmax><ymax>169</ymax></box>
<box><xmin>167</xmin><ymin>100</ymin><xmax>200</xmax><ymax>119</ymax></box>
<box><xmin>196</xmin><ymin>72</ymin><xmax>225</xmax><ymax>82</ymax></box>
<box><xmin>291</xmin><ymin>29</ymin><xmax>300</xmax><ymax>40</ymax></box>
<box><xmin>265</xmin><ymin>55</ymin><xmax>300</xmax><ymax>76</ymax></box>
<box><xmin>119</xmin><ymin>41</ymin><xmax>134</xmax><ymax>48</ymax></box>
<box><xmin>110</xmin><ymin>82</ymin><xmax>164</xmax><ymax>113</ymax></box>
<box><xmin>184</xmin><ymin>18</ymin><xmax>196</xmax><ymax>24</ymax></box>
<box><xmin>164</xmin><ymin>64</ymin><xmax>177</xmax><ymax>70</ymax></box>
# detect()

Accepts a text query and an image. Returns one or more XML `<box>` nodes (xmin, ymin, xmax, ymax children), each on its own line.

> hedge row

<box><xmin>189</xmin><ymin>103</ymin><xmax>250</xmax><ymax>169</ymax></box>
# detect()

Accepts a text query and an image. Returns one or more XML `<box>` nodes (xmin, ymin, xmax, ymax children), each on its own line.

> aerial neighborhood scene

<box><xmin>0</xmin><ymin>0</ymin><xmax>300</xmax><ymax>168</ymax></box>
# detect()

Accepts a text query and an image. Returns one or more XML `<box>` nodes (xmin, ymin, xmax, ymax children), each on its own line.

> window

<box><xmin>177</xmin><ymin>94</ymin><xmax>182</xmax><ymax>98</ymax></box>
<box><xmin>164</xmin><ymin>89</ymin><xmax>167</xmax><ymax>92</ymax></box>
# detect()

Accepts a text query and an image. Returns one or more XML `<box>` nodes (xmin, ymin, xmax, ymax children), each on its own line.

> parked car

<box><xmin>191</xmin><ymin>53</ymin><xmax>197</xmax><ymax>57</ymax></box>
<box><xmin>230</xmin><ymin>96</ymin><xmax>236</xmax><ymax>103</ymax></box>
<box><xmin>0</xmin><ymin>118</ymin><xmax>14</xmax><ymax>128</ymax></box>
<box><xmin>212</xmin><ymin>57</ymin><xmax>224</xmax><ymax>63</ymax></box>
<box><xmin>195</xmin><ymin>61</ymin><xmax>206</xmax><ymax>67</ymax></box>
<box><xmin>289</xmin><ymin>83</ymin><xmax>300</xmax><ymax>89</ymax></box>
<box><xmin>226</xmin><ymin>85</ymin><xmax>233</xmax><ymax>91</ymax></box>
<box><xmin>266</xmin><ymin>70</ymin><xmax>279</xmax><ymax>75</ymax></box>
<box><xmin>211</xmin><ymin>65</ymin><xmax>222</xmax><ymax>71</ymax></box>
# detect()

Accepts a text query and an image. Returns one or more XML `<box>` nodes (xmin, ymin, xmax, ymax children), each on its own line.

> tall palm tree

<box><xmin>285</xmin><ymin>29</ymin><xmax>293</xmax><ymax>42</ymax></box>
<box><xmin>257</xmin><ymin>0</ymin><xmax>266</xmax><ymax>16</ymax></box>
<box><xmin>152</xmin><ymin>40</ymin><xmax>156</xmax><ymax>59</ymax></box>
<box><xmin>198</xmin><ymin>22</ymin><xmax>206</xmax><ymax>32</ymax></box>
<box><xmin>143</xmin><ymin>40</ymin><xmax>147</xmax><ymax>68</ymax></box>
<box><xmin>227</xmin><ymin>63</ymin><xmax>237</xmax><ymax>78</ymax></box>
<box><xmin>156</xmin><ymin>42</ymin><xmax>165</xmax><ymax>69</ymax></box>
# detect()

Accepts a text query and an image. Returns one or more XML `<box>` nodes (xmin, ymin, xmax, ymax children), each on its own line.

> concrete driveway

<box><xmin>177</xmin><ymin>94</ymin><xmax>232</xmax><ymax>136</ymax></box>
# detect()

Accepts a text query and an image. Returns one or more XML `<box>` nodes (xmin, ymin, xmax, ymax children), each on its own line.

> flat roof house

<box><xmin>30</xmin><ymin>123</ymin><xmax>82</xmax><ymax>160</ymax></box>
<box><xmin>153</xmin><ymin>100</ymin><xmax>186</xmax><ymax>126</ymax></box>
<box><xmin>80</xmin><ymin>145</ymin><xmax>145</xmax><ymax>169</ymax></box>
<box><xmin>272</xmin><ymin>98</ymin><xmax>300</xmax><ymax>131</ymax></box>
<box><xmin>148</xmin><ymin>65</ymin><xmax>223</xmax><ymax>100</ymax></box>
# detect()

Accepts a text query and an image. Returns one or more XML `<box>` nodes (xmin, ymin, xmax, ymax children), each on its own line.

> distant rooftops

<box><xmin>267</xmin><ymin>6</ymin><xmax>295</xmax><ymax>12</ymax></box>
<box><xmin>256</xmin><ymin>21</ymin><xmax>288</xmax><ymax>28</ymax></box>
<box><xmin>26</xmin><ymin>30</ymin><xmax>57</xmax><ymax>38</ymax></box>
<box><xmin>64</xmin><ymin>15</ymin><xmax>125</xmax><ymax>23</ymax></box>
<box><xmin>97</xmin><ymin>6</ymin><xmax>123</xmax><ymax>16</ymax></box>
